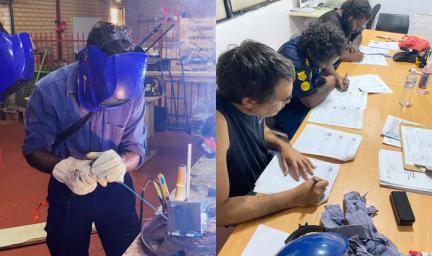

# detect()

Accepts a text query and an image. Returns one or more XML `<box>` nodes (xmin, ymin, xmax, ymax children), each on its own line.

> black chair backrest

<box><xmin>375</xmin><ymin>13</ymin><xmax>409</xmax><ymax>34</ymax></box>
<box><xmin>365</xmin><ymin>4</ymin><xmax>381</xmax><ymax>29</ymax></box>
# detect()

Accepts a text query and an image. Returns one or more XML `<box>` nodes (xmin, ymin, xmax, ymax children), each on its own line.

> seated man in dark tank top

<box><xmin>216</xmin><ymin>40</ymin><xmax>329</xmax><ymax>226</ymax></box>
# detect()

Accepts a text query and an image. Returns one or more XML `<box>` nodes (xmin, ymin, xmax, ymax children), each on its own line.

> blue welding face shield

<box><xmin>77</xmin><ymin>45</ymin><xmax>148</xmax><ymax>112</ymax></box>
<box><xmin>0</xmin><ymin>32</ymin><xmax>35</xmax><ymax>102</ymax></box>
<box><xmin>276</xmin><ymin>232</ymin><xmax>349</xmax><ymax>256</ymax></box>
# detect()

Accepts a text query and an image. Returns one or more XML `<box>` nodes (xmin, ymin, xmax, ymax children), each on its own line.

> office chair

<box><xmin>365</xmin><ymin>4</ymin><xmax>381</xmax><ymax>29</ymax></box>
<box><xmin>375</xmin><ymin>13</ymin><xmax>409</xmax><ymax>34</ymax></box>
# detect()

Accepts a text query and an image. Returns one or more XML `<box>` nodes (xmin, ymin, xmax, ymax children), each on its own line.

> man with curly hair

<box><xmin>274</xmin><ymin>22</ymin><xmax>348</xmax><ymax>138</ymax></box>
<box><xmin>319</xmin><ymin>0</ymin><xmax>372</xmax><ymax>63</ymax></box>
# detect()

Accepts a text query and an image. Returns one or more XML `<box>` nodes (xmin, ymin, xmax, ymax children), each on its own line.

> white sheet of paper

<box><xmin>254</xmin><ymin>154</ymin><xmax>340</xmax><ymax>204</ymax></box>
<box><xmin>319</xmin><ymin>90</ymin><xmax>368</xmax><ymax>109</ymax></box>
<box><xmin>293</xmin><ymin>124</ymin><xmax>362</xmax><ymax>161</ymax></box>
<box><xmin>359</xmin><ymin>45</ymin><xmax>390</xmax><ymax>55</ymax></box>
<box><xmin>353</xmin><ymin>55</ymin><xmax>388</xmax><ymax>66</ymax></box>
<box><xmin>401</xmin><ymin>126</ymin><xmax>432</xmax><ymax>167</ymax></box>
<box><xmin>381</xmin><ymin>115</ymin><xmax>420</xmax><ymax>140</ymax></box>
<box><xmin>241</xmin><ymin>225</ymin><xmax>289</xmax><ymax>256</ymax></box>
<box><xmin>368</xmin><ymin>41</ymin><xmax>400</xmax><ymax>50</ymax></box>
<box><xmin>349</xmin><ymin>74</ymin><xmax>392</xmax><ymax>94</ymax></box>
<box><xmin>309</xmin><ymin>104</ymin><xmax>363</xmax><ymax>129</ymax></box>
<box><xmin>383</xmin><ymin>136</ymin><xmax>401</xmax><ymax>148</ymax></box>
<box><xmin>379</xmin><ymin>150</ymin><xmax>432</xmax><ymax>195</ymax></box>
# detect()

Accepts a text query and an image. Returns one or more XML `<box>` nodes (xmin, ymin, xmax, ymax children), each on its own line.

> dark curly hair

<box><xmin>298</xmin><ymin>22</ymin><xmax>347</xmax><ymax>64</ymax></box>
<box><xmin>217</xmin><ymin>40</ymin><xmax>295</xmax><ymax>104</ymax></box>
<box><xmin>87</xmin><ymin>21</ymin><xmax>134</xmax><ymax>55</ymax></box>
<box><xmin>341</xmin><ymin>0</ymin><xmax>372</xmax><ymax>20</ymax></box>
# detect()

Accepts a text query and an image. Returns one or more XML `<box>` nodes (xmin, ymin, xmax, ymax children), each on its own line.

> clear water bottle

<box><xmin>399</xmin><ymin>68</ymin><xmax>417</xmax><ymax>107</ymax></box>
<box><xmin>417</xmin><ymin>58</ymin><xmax>432</xmax><ymax>94</ymax></box>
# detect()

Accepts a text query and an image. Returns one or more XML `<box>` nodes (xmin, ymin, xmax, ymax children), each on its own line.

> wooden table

<box><xmin>219</xmin><ymin>29</ymin><xmax>432</xmax><ymax>255</ymax></box>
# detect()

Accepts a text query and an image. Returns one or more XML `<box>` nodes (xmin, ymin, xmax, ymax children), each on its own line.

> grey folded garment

<box><xmin>320</xmin><ymin>191</ymin><xmax>404</xmax><ymax>256</ymax></box>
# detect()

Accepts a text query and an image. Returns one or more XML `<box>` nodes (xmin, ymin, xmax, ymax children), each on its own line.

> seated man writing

<box><xmin>274</xmin><ymin>23</ymin><xmax>348</xmax><ymax>138</ymax></box>
<box><xmin>216</xmin><ymin>40</ymin><xmax>329</xmax><ymax>226</ymax></box>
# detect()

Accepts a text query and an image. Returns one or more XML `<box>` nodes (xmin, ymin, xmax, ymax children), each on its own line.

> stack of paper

<box><xmin>309</xmin><ymin>89</ymin><xmax>367</xmax><ymax>129</ymax></box>
<box><xmin>254</xmin><ymin>153</ymin><xmax>340</xmax><ymax>204</ymax></box>
<box><xmin>241</xmin><ymin>225</ymin><xmax>289</xmax><ymax>256</ymax></box>
<box><xmin>293</xmin><ymin>124</ymin><xmax>362</xmax><ymax>161</ymax></box>
<box><xmin>400</xmin><ymin>125</ymin><xmax>432</xmax><ymax>169</ymax></box>
<box><xmin>368</xmin><ymin>41</ymin><xmax>400</xmax><ymax>50</ymax></box>
<box><xmin>349</xmin><ymin>74</ymin><xmax>392</xmax><ymax>94</ymax></box>
<box><xmin>381</xmin><ymin>115</ymin><xmax>420</xmax><ymax>148</ymax></box>
<box><xmin>353</xmin><ymin>55</ymin><xmax>388</xmax><ymax>66</ymax></box>
<box><xmin>309</xmin><ymin>105</ymin><xmax>364</xmax><ymax>129</ymax></box>
<box><xmin>359</xmin><ymin>46</ymin><xmax>390</xmax><ymax>55</ymax></box>
<box><xmin>379</xmin><ymin>150</ymin><xmax>432</xmax><ymax>195</ymax></box>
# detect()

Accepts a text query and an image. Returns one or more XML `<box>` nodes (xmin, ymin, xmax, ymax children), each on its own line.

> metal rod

<box><xmin>121</xmin><ymin>182</ymin><xmax>168</xmax><ymax>220</ymax></box>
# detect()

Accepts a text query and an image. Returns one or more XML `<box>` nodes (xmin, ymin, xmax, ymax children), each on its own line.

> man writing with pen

<box><xmin>274</xmin><ymin>22</ymin><xmax>349</xmax><ymax>138</ymax></box>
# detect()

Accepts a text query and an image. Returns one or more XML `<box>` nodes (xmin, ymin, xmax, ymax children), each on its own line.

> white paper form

<box><xmin>319</xmin><ymin>89</ymin><xmax>368</xmax><ymax>109</ymax></box>
<box><xmin>401</xmin><ymin>125</ymin><xmax>432</xmax><ymax>167</ymax></box>
<box><xmin>379</xmin><ymin>150</ymin><xmax>432</xmax><ymax>195</ymax></box>
<box><xmin>368</xmin><ymin>41</ymin><xmax>400</xmax><ymax>50</ymax></box>
<box><xmin>293</xmin><ymin>124</ymin><xmax>362</xmax><ymax>161</ymax></box>
<box><xmin>241</xmin><ymin>225</ymin><xmax>289</xmax><ymax>256</ymax></box>
<box><xmin>349</xmin><ymin>74</ymin><xmax>392</xmax><ymax>94</ymax></box>
<box><xmin>359</xmin><ymin>46</ymin><xmax>390</xmax><ymax>55</ymax></box>
<box><xmin>254</xmin><ymin>154</ymin><xmax>340</xmax><ymax>204</ymax></box>
<box><xmin>381</xmin><ymin>115</ymin><xmax>420</xmax><ymax>140</ymax></box>
<box><xmin>353</xmin><ymin>55</ymin><xmax>388</xmax><ymax>66</ymax></box>
<box><xmin>383</xmin><ymin>136</ymin><xmax>401</xmax><ymax>148</ymax></box>
<box><xmin>309</xmin><ymin>104</ymin><xmax>364</xmax><ymax>129</ymax></box>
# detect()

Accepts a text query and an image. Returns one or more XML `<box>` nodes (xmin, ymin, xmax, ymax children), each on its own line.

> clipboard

<box><xmin>400</xmin><ymin>123</ymin><xmax>432</xmax><ymax>172</ymax></box>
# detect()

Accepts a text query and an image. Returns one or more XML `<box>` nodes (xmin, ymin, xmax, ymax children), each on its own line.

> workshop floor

<box><xmin>0</xmin><ymin>120</ymin><xmax>202</xmax><ymax>256</ymax></box>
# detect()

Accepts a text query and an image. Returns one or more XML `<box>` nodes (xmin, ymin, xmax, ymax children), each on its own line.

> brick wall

<box><xmin>11</xmin><ymin>0</ymin><xmax>109</xmax><ymax>35</ymax></box>
<box><xmin>0</xmin><ymin>4</ymin><xmax>11</xmax><ymax>33</ymax></box>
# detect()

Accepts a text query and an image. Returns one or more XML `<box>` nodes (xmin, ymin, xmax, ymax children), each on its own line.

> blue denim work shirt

<box><xmin>22</xmin><ymin>63</ymin><xmax>146</xmax><ymax>167</ymax></box>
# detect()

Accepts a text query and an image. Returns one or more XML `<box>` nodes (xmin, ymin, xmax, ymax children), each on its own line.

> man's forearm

<box><xmin>24</xmin><ymin>149</ymin><xmax>63</xmax><ymax>174</ymax></box>
<box><xmin>299</xmin><ymin>83</ymin><xmax>334</xmax><ymax>108</ymax></box>
<box><xmin>351</xmin><ymin>34</ymin><xmax>362</xmax><ymax>49</ymax></box>
<box><xmin>121</xmin><ymin>151</ymin><xmax>141</xmax><ymax>171</ymax></box>
<box><xmin>264</xmin><ymin>125</ymin><xmax>289</xmax><ymax>151</ymax></box>
<box><xmin>216</xmin><ymin>189</ymin><xmax>301</xmax><ymax>226</ymax></box>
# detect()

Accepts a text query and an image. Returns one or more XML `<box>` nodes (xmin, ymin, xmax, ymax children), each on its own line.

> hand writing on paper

<box><xmin>279</xmin><ymin>144</ymin><xmax>315</xmax><ymax>181</ymax></box>
<box><xmin>294</xmin><ymin>177</ymin><xmax>329</xmax><ymax>206</ymax></box>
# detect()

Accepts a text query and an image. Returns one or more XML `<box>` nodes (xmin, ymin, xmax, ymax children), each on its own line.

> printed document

<box><xmin>241</xmin><ymin>225</ymin><xmax>289</xmax><ymax>256</ymax></box>
<box><xmin>254</xmin><ymin>153</ymin><xmax>340</xmax><ymax>204</ymax></box>
<box><xmin>379</xmin><ymin>150</ymin><xmax>432</xmax><ymax>195</ymax></box>
<box><xmin>293</xmin><ymin>124</ymin><xmax>362</xmax><ymax>161</ymax></box>
<box><xmin>401</xmin><ymin>125</ymin><xmax>432</xmax><ymax>167</ymax></box>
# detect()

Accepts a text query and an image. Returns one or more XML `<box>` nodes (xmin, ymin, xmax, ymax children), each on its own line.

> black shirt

<box><xmin>217</xmin><ymin>94</ymin><xmax>272</xmax><ymax>197</ymax></box>
<box><xmin>274</xmin><ymin>36</ymin><xmax>323</xmax><ymax>138</ymax></box>
<box><xmin>319</xmin><ymin>9</ymin><xmax>362</xmax><ymax>42</ymax></box>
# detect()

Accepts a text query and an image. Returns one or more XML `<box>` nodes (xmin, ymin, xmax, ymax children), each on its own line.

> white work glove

<box><xmin>53</xmin><ymin>157</ymin><xmax>97</xmax><ymax>195</ymax></box>
<box><xmin>86</xmin><ymin>149</ymin><xmax>126</xmax><ymax>187</ymax></box>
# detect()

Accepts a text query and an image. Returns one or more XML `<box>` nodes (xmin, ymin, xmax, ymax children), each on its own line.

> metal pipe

<box><xmin>8</xmin><ymin>0</ymin><xmax>14</xmax><ymax>34</ymax></box>
<box><xmin>55</xmin><ymin>0</ymin><xmax>62</xmax><ymax>61</ymax></box>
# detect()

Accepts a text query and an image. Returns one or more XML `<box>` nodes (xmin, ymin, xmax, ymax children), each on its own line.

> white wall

<box><xmin>216</xmin><ymin>0</ymin><xmax>432</xmax><ymax>58</ymax></box>
<box><xmin>370</xmin><ymin>0</ymin><xmax>432</xmax><ymax>39</ymax></box>
<box><xmin>216</xmin><ymin>0</ymin><xmax>300</xmax><ymax>57</ymax></box>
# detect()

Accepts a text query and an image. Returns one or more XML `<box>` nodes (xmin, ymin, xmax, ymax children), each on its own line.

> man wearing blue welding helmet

<box><xmin>0</xmin><ymin>29</ymin><xmax>35</xmax><ymax>103</ymax></box>
<box><xmin>23</xmin><ymin>21</ymin><xmax>148</xmax><ymax>256</ymax></box>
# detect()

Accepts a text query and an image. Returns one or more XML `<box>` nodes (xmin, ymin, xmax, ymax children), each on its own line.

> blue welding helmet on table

<box><xmin>276</xmin><ymin>224</ymin><xmax>349</xmax><ymax>256</ymax></box>
<box><xmin>77</xmin><ymin>45</ymin><xmax>148</xmax><ymax>112</ymax></box>
<box><xmin>0</xmin><ymin>32</ymin><xmax>35</xmax><ymax>102</ymax></box>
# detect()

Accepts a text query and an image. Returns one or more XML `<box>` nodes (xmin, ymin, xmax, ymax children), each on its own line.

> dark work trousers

<box><xmin>45</xmin><ymin>173</ymin><xmax>140</xmax><ymax>256</ymax></box>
